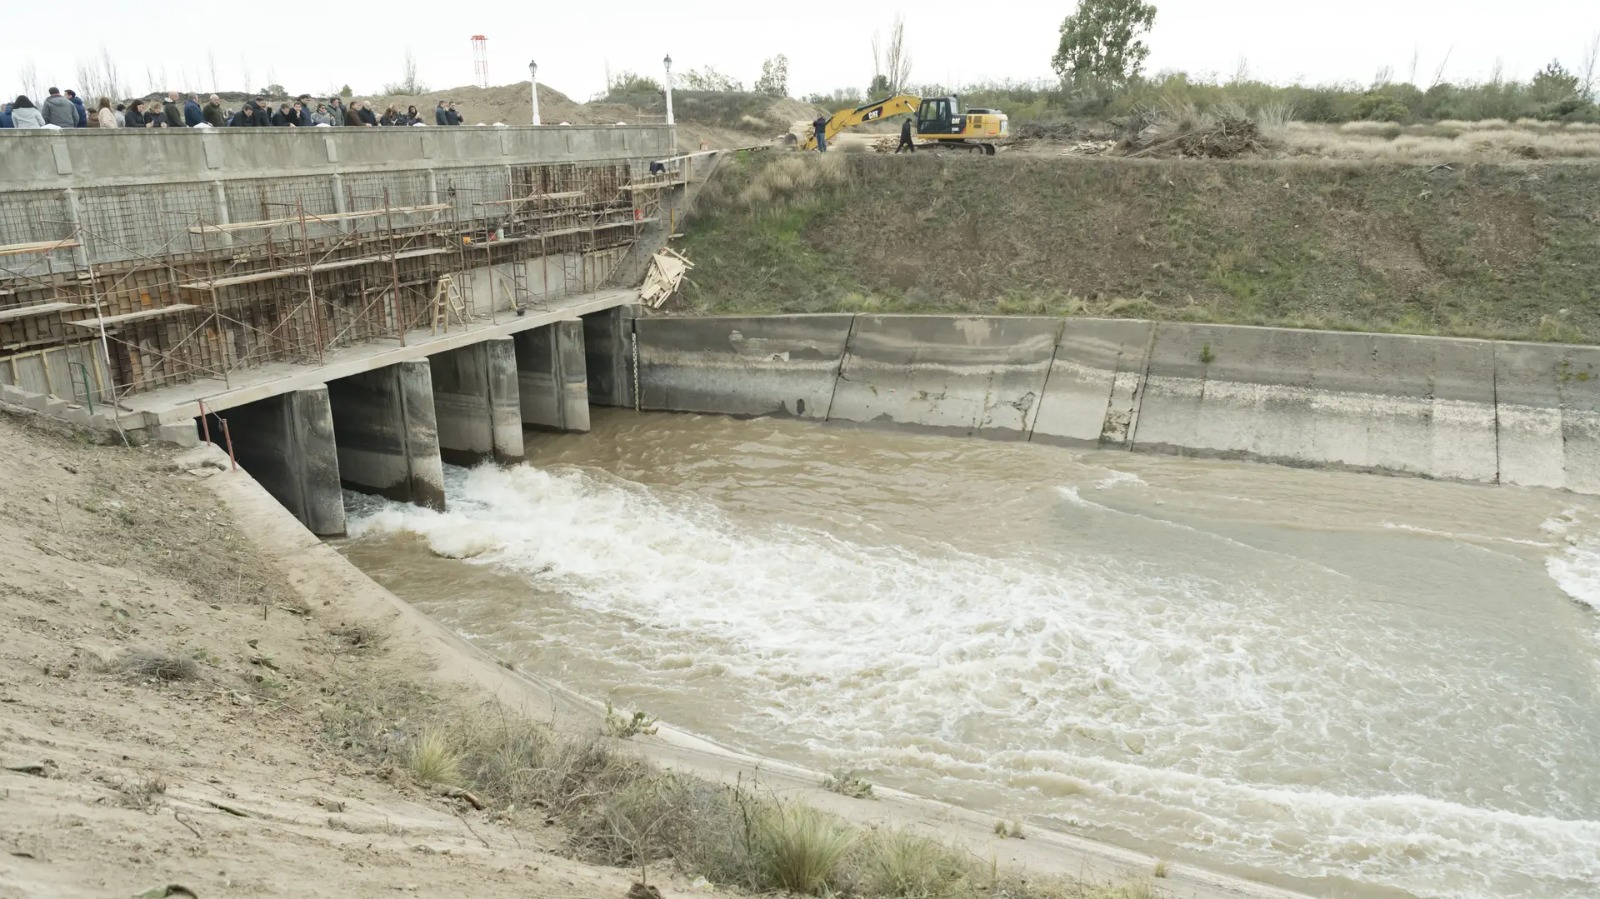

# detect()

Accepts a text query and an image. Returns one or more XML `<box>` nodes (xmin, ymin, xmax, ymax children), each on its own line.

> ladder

<box><xmin>430</xmin><ymin>274</ymin><xmax>469</xmax><ymax>334</ymax></box>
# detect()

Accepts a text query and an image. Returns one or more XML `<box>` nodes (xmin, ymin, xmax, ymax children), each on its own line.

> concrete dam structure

<box><xmin>630</xmin><ymin>313</ymin><xmax>1600</xmax><ymax>494</ymax></box>
<box><xmin>0</xmin><ymin>125</ymin><xmax>702</xmax><ymax>423</ymax></box>
<box><xmin>0</xmin><ymin>125</ymin><xmax>711</xmax><ymax>531</ymax></box>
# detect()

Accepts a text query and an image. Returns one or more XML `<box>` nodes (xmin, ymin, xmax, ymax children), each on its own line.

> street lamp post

<box><xmin>663</xmin><ymin>54</ymin><xmax>674</xmax><ymax>127</ymax></box>
<box><xmin>529</xmin><ymin>60</ymin><xmax>540</xmax><ymax>125</ymax></box>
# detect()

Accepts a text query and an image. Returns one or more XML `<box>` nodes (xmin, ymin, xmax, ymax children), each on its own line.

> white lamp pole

<box><xmin>529</xmin><ymin>60</ymin><xmax>540</xmax><ymax>125</ymax></box>
<box><xmin>663</xmin><ymin>54</ymin><xmax>674</xmax><ymax>126</ymax></box>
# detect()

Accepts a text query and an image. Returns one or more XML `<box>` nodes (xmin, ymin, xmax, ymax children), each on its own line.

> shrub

<box><xmin>755</xmin><ymin>804</ymin><xmax>855</xmax><ymax>895</ymax></box>
<box><xmin>406</xmin><ymin>729</ymin><xmax>464</xmax><ymax>786</ymax></box>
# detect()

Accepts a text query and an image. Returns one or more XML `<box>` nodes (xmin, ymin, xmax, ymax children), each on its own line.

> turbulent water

<box><xmin>340</xmin><ymin>410</ymin><xmax>1600</xmax><ymax>899</ymax></box>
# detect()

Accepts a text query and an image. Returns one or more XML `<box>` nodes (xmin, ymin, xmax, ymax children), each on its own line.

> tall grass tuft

<box><xmin>755</xmin><ymin>803</ymin><xmax>856</xmax><ymax>895</ymax></box>
<box><xmin>858</xmin><ymin>829</ymin><xmax>970</xmax><ymax>899</ymax></box>
<box><xmin>405</xmin><ymin>729</ymin><xmax>463</xmax><ymax>786</ymax></box>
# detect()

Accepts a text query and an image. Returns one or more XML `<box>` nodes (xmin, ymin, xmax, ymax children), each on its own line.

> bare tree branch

<box><xmin>1581</xmin><ymin>32</ymin><xmax>1600</xmax><ymax>101</ymax></box>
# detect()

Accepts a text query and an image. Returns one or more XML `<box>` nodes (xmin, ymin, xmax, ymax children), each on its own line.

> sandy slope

<box><xmin>0</xmin><ymin>413</ymin><xmax>726</xmax><ymax>899</ymax></box>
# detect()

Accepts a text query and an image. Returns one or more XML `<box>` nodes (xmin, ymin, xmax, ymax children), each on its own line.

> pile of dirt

<box><xmin>1118</xmin><ymin>115</ymin><xmax>1273</xmax><ymax>159</ymax></box>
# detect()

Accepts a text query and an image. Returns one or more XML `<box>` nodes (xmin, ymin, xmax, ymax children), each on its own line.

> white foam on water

<box><xmin>1094</xmin><ymin>469</ymin><xmax>1147</xmax><ymax>490</ymax></box>
<box><xmin>1544</xmin><ymin>511</ymin><xmax>1600</xmax><ymax>613</ymax></box>
<box><xmin>350</xmin><ymin>464</ymin><xmax>1600</xmax><ymax>898</ymax></box>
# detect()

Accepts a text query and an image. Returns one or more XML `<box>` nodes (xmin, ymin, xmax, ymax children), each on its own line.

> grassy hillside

<box><xmin>676</xmin><ymin>153</ymin><xmax>1600</xmax><ymax>343</ymax></box>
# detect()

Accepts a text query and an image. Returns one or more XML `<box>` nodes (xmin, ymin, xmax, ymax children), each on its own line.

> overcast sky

<box><xmin>9</xmin><ymin>0</ymin><xmax>1598</xmax><ymax>102</ymax></box>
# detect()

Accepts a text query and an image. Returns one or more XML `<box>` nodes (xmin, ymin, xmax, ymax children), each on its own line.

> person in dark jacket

<box><xmin>250</xmin><ymin>97</ymin><xmax>272</xmax><ymax>125</ymax></box>
<box><xmin>164</xmin><ymin>93</ymin><xmax>186</xmax><ymax>127</ymax></box>
<box><xmin>446</xmin><ymin>101</ymin><xmax>462</xmax><ymax>125</ymax></box>
<box><xmin>358</xmin><ymin>101</ymin><xmax>378</xmax><ymax>126</ymax></box>
<box><xmin>895</xmin><ymin>116</ymin><xmax>915</xmax><ymax>153</ymax></box>
<box><xmin>146</xmin><ymin>101</ymin><xmax>171</xmax><ymax>128</ymax></box>
<box><xmin>0</xmin><ymin>103</ymin><xmax>13</xmax><ymax>128</ymax></box>
<box><xmin>202</xmin><ymin>95</ymin><xmax>226</xmax><ymax>127</ymax></box>
<box><xmin>184</xmin><ymin>94</ymin><xmax>203</xmax><ymax>126</ymax></box>
<box><xmin>231</xmin><ymin>104</ymin><xmax>259</xmax><ymax>126</ymax></box>
<box><xmin>344</xmin><ymin>104</ymin><xmax>364</xmax><ymax>126</ymax></box>
<box><xmin>41</xmin><ymin>88</ymin><xmax>78</xmax><ymax>127</ymax></box>
<box><xmin>271</xmin><ymin>103</ymin><xmax>296</xmax><ymax>126</ymax></box>
<box><xmin>123</xmin><ymin>100</ymin><xmax>149</xmax><ymax>128</ymax></box>
<box><xmin>434</xmin><ymin>100</ymin><xmax>448</xmax><ymax>125</ymax></box>
<box><xmin>66</xmin><ymin>89</ymin><xmax>87</xmax><ymax>127</ymax></box>
<box><xmin>812</xmin><ymin>114</ymin><xmax>828</xmax><ymax>152</ymax></box>
<box><xmin>405</xmin><ymin>105</ymin><xmax>422</xmax><ymax>125</ymax></box>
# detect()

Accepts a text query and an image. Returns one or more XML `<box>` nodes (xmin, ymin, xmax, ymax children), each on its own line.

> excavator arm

<box><xmin>801</xmin><ymin>94</ymin><xmax>920</xmax><ymax>151</ymax></box>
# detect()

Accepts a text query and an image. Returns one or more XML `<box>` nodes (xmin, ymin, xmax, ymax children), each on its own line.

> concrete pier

<box><xmin>326</xmin><ymin>361</ymin><xmax>447</xmax><ymax>511</ymax></box>
<box><xmin>514</xmin><ymin>321</ymin><xmax>591</xmax><ymax>431</ymax></box>
<box><xmin>583</xmin><ymin>306</ymin><xmax>634</xmax><ymax>408</ymax></box>
<box><xmin>429</xmin><ymin>338</ymin><xmax>524</xmax><ymax>465</ymax></box>
<box><xmin>225</xmin><ymin>386</ymin><xmax>346</xmax><ymax>536</ymax></box>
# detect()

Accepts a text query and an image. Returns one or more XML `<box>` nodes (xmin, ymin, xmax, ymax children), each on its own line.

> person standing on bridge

<box><xmin>895</xmin><ymin>116</ymin><xmax>915</xmax><ymax>153</ymax></box>
<box><xmin>812</xmin><ymin>114</ymin><xmax>828</xmax><ymax>152</ymax></box>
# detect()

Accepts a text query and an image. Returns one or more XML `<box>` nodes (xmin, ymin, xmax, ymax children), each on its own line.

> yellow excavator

<box><xmin>800</xmin><ymin>95</ymin><xmax>1008</xmax><ymax>155</ymax></box>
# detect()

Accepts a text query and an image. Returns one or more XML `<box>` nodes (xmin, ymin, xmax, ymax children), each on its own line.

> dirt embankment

<box><xmin>364</xmin><ymin>83</ymin><xmax>816</xmax><ymax>151</ymax></box>
<box><xmin>675</xmin><ymin>154</ymin><xmax>1600</xmax><ymax>343</ymax></box>
<box><xmin>0</xmin><ymin>413</ymin><xmax>728</xmax><ymax>899</ymax></box>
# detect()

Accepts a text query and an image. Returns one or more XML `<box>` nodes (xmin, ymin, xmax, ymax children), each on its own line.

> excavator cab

<box><xmin>916</xmin><ymin>97</ymin><xmax>959</xmax><ymax>136</ymax></box>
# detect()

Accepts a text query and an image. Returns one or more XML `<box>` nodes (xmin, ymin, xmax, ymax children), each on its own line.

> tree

<box><xmin>1580</xmin><ymin>33</ymin><xmax>1599</xmax><ymax>101</ymax></box>
<box><xmin>1530</xmin><ymin>60</ymin><xmax>1580</xmax><ymax>103</ymax></box>
<box><xmin>755</xmin><ymin>54</ymin><xmax>790</xmax><ymax>97</ymax></box>
<box><xmin>870</xmin><ymin>14</ymin><xmax>912</xmax><ymax>96</ymax></box>
<box><xmin>339</xmin><ymin>84</ymin><xmax>353</xmax><ymax>98</ymax></box>
<box><xmin>679</xmin><ymin>65</ymin><xmax>742</xmax><ymax>92</ymax></box>
<box><xmin>1051</xmin><ymin>0</ymin><xmax>1157</xmax><ymax>85</ymax></box>
<box><xmin>383</xmin><ymin>51</ymin><xmax>427</xmax><ymax>95</ymax></box>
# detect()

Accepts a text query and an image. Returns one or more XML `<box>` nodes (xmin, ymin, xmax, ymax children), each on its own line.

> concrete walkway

<box><xmin>118</xmin><ymin>288</ymin><xmax>635</xmax><ymax>425</ymax></box>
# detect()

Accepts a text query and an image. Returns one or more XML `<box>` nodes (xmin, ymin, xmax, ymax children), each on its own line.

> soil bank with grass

<box><xmin>676</xmin><ymin>153</ymin><xmax>1600</xmax><ymax>344</ymax></box>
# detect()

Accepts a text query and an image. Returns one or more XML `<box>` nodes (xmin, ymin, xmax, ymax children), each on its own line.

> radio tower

<box><xmin>471</xmin><ymin>35</ymin><xmax>489</xmax><ymax>88</ymax></box>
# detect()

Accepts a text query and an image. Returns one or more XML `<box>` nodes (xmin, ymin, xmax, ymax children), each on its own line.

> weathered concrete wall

<box><xmin>1032</xmin><ymin>319</ymin><xmax>1155</xmax><ymax>448</ymax></box>
<box><xmin>226</xmin><ymin>386</ymin><xmax>345</xmax><ymax>536</ymax></box>
<box><xmin>635</xmin><ymin>314</ymin><xmax>854</xmax><ymax>419</ymax></box>
<box><xmin>829</xmin><ymin>315</ymin><xmax>1062</xmax><ymax>439</ymax></box>
<box><xmin>429</xmin><ymin>338</ymin><xmax>523</xmax><ymax>465</ymax></box>
<box><xmin>1494</xmin><ymin>343</ymin><xmax>1600</xmax><ymax>493</ymax></box>
<box><xmin>0</xmin><ymin>127</ymin><xmax>672</xmax><ymax>191</ymax></box>
<box><xmin>326</xmin><ymin>360</ymin><xmax>447</xmax><ymax>510</ymax></box>
<box><xmin>631</xmin><ymin>313</ymin><xmax>1600</xmax><ymax>494</ymax></box>
<box><xmin>514</xmin><ymin>321</ymin><xmax>591</xmax><ymax>431</ymax></box>
<box><xmin>1133</xmin><ymin>326</ymin><xmax>1500</xmax><ymax>481</ymax></box>
<box><xmin>583</xmin><ymin>306</ymin><xmax>635</xmax><ymax>408</ymax></box>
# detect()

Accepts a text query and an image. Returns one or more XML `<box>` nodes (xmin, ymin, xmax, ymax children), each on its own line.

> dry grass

<box><xmin>405</xmin><ymin>729</ymin><xmax>464</xmax><ymax>786</ymax></box>
<box><xmin>1275</xmin><ymin>120</ymin><xmax>1600</xmax><ymax>161</ymax></box>
<box><xmin>113</xmin><ymin>775</ymin><xmax>168</xmax><ymax>811</ymax></box>
<box><xmin>323</xmin><ymin>675</ymin><xmax>1159</xmax><ymax>899</ymax></box>
<box><xmin>114</xmin><ymin>649</ymin><xmax>199</xmax><ymax>684</ymax></box>
<box><xmin>857</xmin><ymin>829</ymin><xmax>971</xmax><ymax>899</ymax></box>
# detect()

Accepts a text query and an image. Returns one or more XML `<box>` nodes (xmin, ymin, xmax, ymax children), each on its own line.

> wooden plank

<box><xmin>0</xmin><ymin>302</ymin><xmax>87</xmax><ymax>323</ymax></box>
<box><xmin>181</xmin><ymin>247</ymin><xmax>452</xmax><ymax>289</ymax></box>
<box><xmin>186</xmin><ymin>204</ymin><xmax>451</xmax><ymax>234</ymax></box>
<box><xmin>67</xmin><ymin>304</ymin><xmax>199</xmax><ymax>329</ymax></box>
<box><xmin>0</xmin><ymin>239</ymin><xmax>81</xmax><ymax>258</ymax></box>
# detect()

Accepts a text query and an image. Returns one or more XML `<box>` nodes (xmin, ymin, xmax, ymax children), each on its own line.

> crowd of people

<box><xmin>1</xmin><ymin>87</ymin><xmax>470</xmax><ymax>129</ymax></box>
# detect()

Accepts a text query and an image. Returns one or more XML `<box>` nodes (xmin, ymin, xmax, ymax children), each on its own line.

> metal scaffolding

<box><xmin>0</xmin><ymin>158</ymin><xmax>674</xmax><ymax>408</ymax></box>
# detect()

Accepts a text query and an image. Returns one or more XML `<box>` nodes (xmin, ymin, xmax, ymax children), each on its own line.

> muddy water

<box><xmin>339</xmin><ymin>410</ymin><xmax>1600</xmax><ymax>899</ymax></box>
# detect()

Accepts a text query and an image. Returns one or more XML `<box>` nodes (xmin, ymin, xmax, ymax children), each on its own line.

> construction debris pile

<box><xmin>1118</xmin><ymin>114</ymin><xmax>1275</xmax><ymax>159</ymax></box>
<box><xmin>639</xmin><ymin>248</ymin><xmax>693</xmax><ymax>308</ymax></box>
